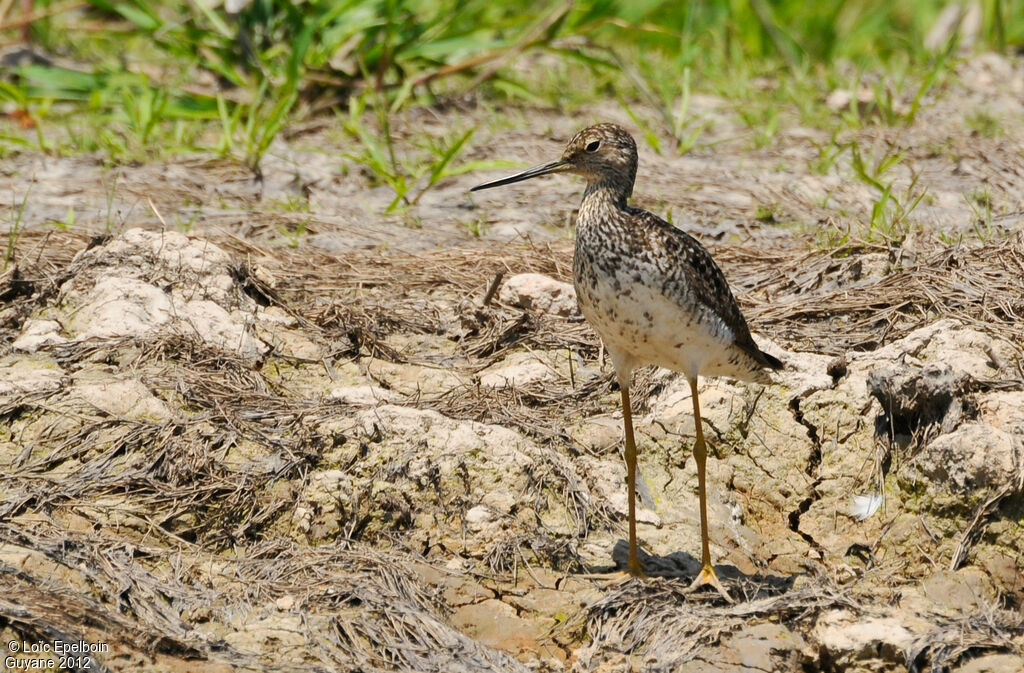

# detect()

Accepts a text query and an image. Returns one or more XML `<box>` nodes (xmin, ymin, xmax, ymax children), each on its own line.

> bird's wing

<box><xmin>632</xmin><ymin>208</ymin><xmax>782</xmax><ymax>371</ymax></box>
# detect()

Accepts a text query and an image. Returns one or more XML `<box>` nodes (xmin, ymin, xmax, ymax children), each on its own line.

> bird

<box><xmin>470</xmin><ymin>123</ymin><xmax>783</xmax><ymax>599</ymax></box>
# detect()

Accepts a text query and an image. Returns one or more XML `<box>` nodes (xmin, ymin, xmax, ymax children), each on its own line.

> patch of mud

<box><xmin>3</xmin><ymin>55</ymin><xmax>1024</xmax><ymax>263</ymax></box>
<box><xmin>4</xmin><ymin>51</ymin><xmax>1024</xmax><ymax>673</ymax></box>
<box><xmin>2</xmin><ymin>227</ymin><xmax>1023</xmax><ymax>672</ymax></box>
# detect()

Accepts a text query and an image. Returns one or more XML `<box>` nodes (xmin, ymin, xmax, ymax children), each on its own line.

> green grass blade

<box><xmin>427</xmin><ymin>127</ymin><xmax>475</xmax><ymax>185</ymax></box>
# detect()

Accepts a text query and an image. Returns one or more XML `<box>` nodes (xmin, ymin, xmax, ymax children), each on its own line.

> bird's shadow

<box><xmin>610</xmin><ymin>540</ymin><xmax>796</xmax><ymax>601</ymax></box>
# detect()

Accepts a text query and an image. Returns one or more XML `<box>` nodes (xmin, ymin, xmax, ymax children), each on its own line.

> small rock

<box><xmin>914</xmin><ymin>423</ymin><xmax>1017</xmax><ymax>493</ymax></box>
<box><xmin>12</xmin><ymin>319</ymin><xmax>67</xmax><ymax>352</ymax></box>
<box><xmin>677</xmin><ymin>622</ymin><xmax>804</xmax><ymax>672</ymax></box>
<box><xmin>960</xmin><ymin>52</ymin><xmax>1024</xmax><ymax>94</ymax></box>
<box><xmin>498</xmin><ymin>273</ymin><xmax>578</xmax><ymax>316</ymax></box>
<box><xmin>770</xmin><ymin>346</ymin><xmax>833</xmax><ymax>398</ymax></box>
<box><xmin>251</xmin><ymin>263</ymin><xmax>278</xmax><ymax>289</ymax></box>
<box><xmin>867</xmin><ymin>363</ymin><xmax>969</xmax><ymax>436</ymax></box>
<box><xmin>180</xmin><ymin>299</ymin><xmax>265</xmax><ymax>359</ymax></box>
<box><xmin>0</xmin><ymin>543</ymin><xmax>86</xmax><ymax>587</ymax></box>
<box><xmin>814</xmin><ymin>609</ymin><xmax>922</xmax><ymax>668</ymax></box>
<box><xmin>257</xmin><ymin>306</ymin><xmax>295</xmax><ymax>326</ymax></box>
<box><xmin>72</xmin><ymin>377</ymin><xmax>173</xmax><ymax>423</ymax></box>
<box><xmin>978</xmin><ymin>391</ymin><xmax>1024</xmax><ymax>439</ymax></box>
<box><xmin>479</xmin><ymin>364</ymin><xmax>550</xmax><ymax>389</ymax></box>
<box><xmin>258</xmin><ymin>325</ymin><xmax>322</xmax><ymax>360</ymax></box>
<box><xmin>976</xmin><ymin>547</ymin><xmax>1024</xmax><ymax>598</ymax></box>
<box><xmin>464</xmin><ymin>505</ymin><xmax>496</xmax><ymax>532</ymax></box>
<box><xmin>918</xmin><ymin>325</ymin><xmax>1012</xmax><ymax>379</ymax></box>
<box><xmin>0</xmin><ymin>355</ymin><xmax>65</xmax><ymax>397</ymax></box>
<box><xmin>826</xmin><ymin>89</ymin><xmax>853</xmax><ymax>110</ymax></box>
<box><xmin>920</xmin><ymin>567</ymin><xmax>996</xmax><ymax>615</ymax></box>
<box><xmin>954</xmin><ymin>653</ymin><xmax>1024</xmax><ymax>673</ymax></box>
<box><xmin>567</xmin><ymin>416</ymin><xmax>622</xmax><ymax>452</ymax></box>
<box><xmin>608</xmin><ymin>490</ymin><xmax>661</xmax><ymax>527</ymax></box>
<box><xmin>329</xmin><ymin>384</ymin><xmax>398</xmax><ymax>406</ymax></box>
<box><xmin>481</xmin><ymin>490</ymin><xmax>516</xmax><ymax>514</ymax></box>
<box><xmin>826</xmin><ymin>87</ymin><xmax>875</xmax><ymax>112</ymax></box>
<box><xmin>275</xmin><ymin>595</ymin><xmax>296</xmax><ymax>611</ymax></box>
<box><xmin>479</xmin><ymin>352</ymin><xmax>558</xmax><ymax>388</ymax></box>
<box><xmin>68</xmin><ymin>276</ymin><xmax>173</xmax><ymax>339</ymax></box>
<box><xmin>451</xmin><ymin>598</ymin><xmax>553</xmax><ymax>660</ymax></box>
<box><xmin>223</xmin><ymin>614</ymin><xmax>305</xmax><ymax>653</ymax></box>
<box><xmin>445</xmin><ymin>556</ymin><xmax>468</xmax><ymax>571</ymax></box>
<box><xmin>365</xmin><ymin>359</ymin><xmax>467</xmax><ymax>396</ymax></box>
<box><xmin>291</xmin><ymin>505</ymin><xmax>311</xmax><ymax>533</ymax></box>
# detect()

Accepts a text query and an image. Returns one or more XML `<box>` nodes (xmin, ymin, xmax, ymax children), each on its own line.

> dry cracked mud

<box><xmin>2</xmin><ymin>52</ymin><xmax>1024</xmax><ymax>673</ymax></box>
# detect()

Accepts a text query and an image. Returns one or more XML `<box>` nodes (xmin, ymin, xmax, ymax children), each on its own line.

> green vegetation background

<box><xmin>1</xmin><ymin>1</ymin><xmax>1022</xmax><ymax>172</ymax></box>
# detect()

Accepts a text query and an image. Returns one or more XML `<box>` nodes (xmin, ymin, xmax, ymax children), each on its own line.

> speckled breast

<box><xmin>572</xmin><ymin>224</ymin><xmax>754</xmax><ymax>380</ymax></box>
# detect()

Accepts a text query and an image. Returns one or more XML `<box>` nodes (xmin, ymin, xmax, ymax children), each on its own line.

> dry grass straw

<box><xmin>1</xmin><ymin>520</ymin><xmax>527</xmax><ymax>672</ymax></box>
<box><xmin>4</xmin><ymin>332</ymin><xmax>319</xmax><ymax>537</ymax></box>
<box><xmin>0</xmin><ymin>230</ymin><xmax>583</xmax><ymax>671</ymax></box>
<box><xmin>722</xmin><ymin>232</ymin><xmax>1024</xmax><ymax>358</ymax></box>
<box><xmin>2</xmin><ymin>332</ymin><xmax>530</xmax><ymax>671</ymax></box>
<box><xmin>208</xmin><ymin>228</ymin><xmax>1024</xmax><ymax>362</ymax></box>
<box><xmin>575</xmin><ymin>580</ymin><xmax>852</xmax><ymax>669</ymax></box>
<box><xmin>3</xmin><ymin>225</ymin><xmax>1024</xmax><ymax>671</ymax></box>
<box><xmin>10</xmin><ymin>227</ymin><xmax>1024</xmax><ymax>363</ymax></box>
<box><xmin>574</xmin><ymin>577</ymin><xmax>1024</xmax><ymax>672</ymax></box>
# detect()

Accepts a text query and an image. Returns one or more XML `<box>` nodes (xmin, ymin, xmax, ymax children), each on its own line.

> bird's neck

<box><xmin>582</xmin><ymin>180</ymin><xmax>632</xmax><ymax>210</ymax></box>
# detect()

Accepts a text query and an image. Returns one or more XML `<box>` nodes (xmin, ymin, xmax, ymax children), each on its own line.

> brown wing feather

<box><xmin>631</xmin><ymin>208</ymin><xmax>782</xmax><ymax>371</ymax></box>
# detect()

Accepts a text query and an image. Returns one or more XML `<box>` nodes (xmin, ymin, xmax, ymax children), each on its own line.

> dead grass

<box><xmin>7</xmin><ymin>223</ymin><xmax>1024</xmax><ymax>364</ymax></box>
<box><xmin>1</xmin><ymin>518</ymin><xmax>527</xmax><ymax>672</ymax></box>
<box><xmin>725</xmin><ymin>234</ymin><xmax>1024</xmax><ymax>359</ymax></box>
<box><xmin>3</xmin><ymin>224</ymin><xmax>1024</xmax><ymax>671</ymax></box>
<box><xmin>573</xmin><ymin>577</ymin><xmax>1024</xmax><ymax>672</ymax></box>
<box><xmin>210</xmin><ymin>229</ymin><xmax>1024</xmax><ymax>362</ymax></box>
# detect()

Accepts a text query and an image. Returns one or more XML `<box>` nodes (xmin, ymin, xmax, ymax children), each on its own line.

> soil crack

<box><xmin>787</xmin><ymin>397</ymin><xmax>826</xmax><ymax>557</ymax></box>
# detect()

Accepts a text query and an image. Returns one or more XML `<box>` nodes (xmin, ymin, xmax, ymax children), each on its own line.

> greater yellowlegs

<box><xmin>471</xmin><ymin>123</ymin><xmax>782</xmax><ymax>598</ymax></box>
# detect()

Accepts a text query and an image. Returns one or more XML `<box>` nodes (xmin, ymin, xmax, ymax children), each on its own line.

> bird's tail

<box><xmin>761</xmin><ymin>350</ymin><xmax>784</xmax><ymax>371</ymax></box>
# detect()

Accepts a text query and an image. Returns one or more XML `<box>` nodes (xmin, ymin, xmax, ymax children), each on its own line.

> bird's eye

<box><xmin>585</xmin><ymin>140</ymin><xmax>601</xmax><ymax>152</ymax></box>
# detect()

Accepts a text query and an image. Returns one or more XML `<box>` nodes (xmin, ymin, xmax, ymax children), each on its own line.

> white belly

<box><xmin>577</xmin><ymin>270</ymin><xmax>746</xmax><ymax>380</ymax></box>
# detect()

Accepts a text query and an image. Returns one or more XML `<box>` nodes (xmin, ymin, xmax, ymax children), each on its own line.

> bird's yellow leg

<box><xmin>620</xmin><ymin>380</ymin><xmax>645</xmax><ymax>578</ymax></box>
<box><xmin>688</xmin><ymin>376</ymin><xmax>733</xmax><ymax>602</ymax></box>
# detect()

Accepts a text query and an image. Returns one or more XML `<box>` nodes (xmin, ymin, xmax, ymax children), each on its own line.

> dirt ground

<box><xmin>2</xmin><ymin>54</ymin><xmax>1024</xmax><ymax>673</ymax></box>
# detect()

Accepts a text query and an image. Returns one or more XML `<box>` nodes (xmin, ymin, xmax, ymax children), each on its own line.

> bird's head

<box><xmin>471</xmin><ymin>123</ymin><xmax>638</xmax><ymax>196</ymax></box>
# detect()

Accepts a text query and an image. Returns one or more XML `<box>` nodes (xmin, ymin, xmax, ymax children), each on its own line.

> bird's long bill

<box><xmin>470</xmin><ymin>159</ymin><xmax>567</xmax><ymax>191</ymax></box>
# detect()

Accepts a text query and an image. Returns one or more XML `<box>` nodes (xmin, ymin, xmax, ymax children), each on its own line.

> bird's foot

<box><xmin>577</xmin><ymin>558</ymin><xmax>646</xmax><ymax>585</ymax></box>
<box><xmin>686</xmin><ymin>564</ymin><xmax>733</xmax><ymax>603</ymax></box>
<box><xmin>575</xmin><ymin>571</ymin><xmax>636</xmax><ymax>587</ymax></box>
